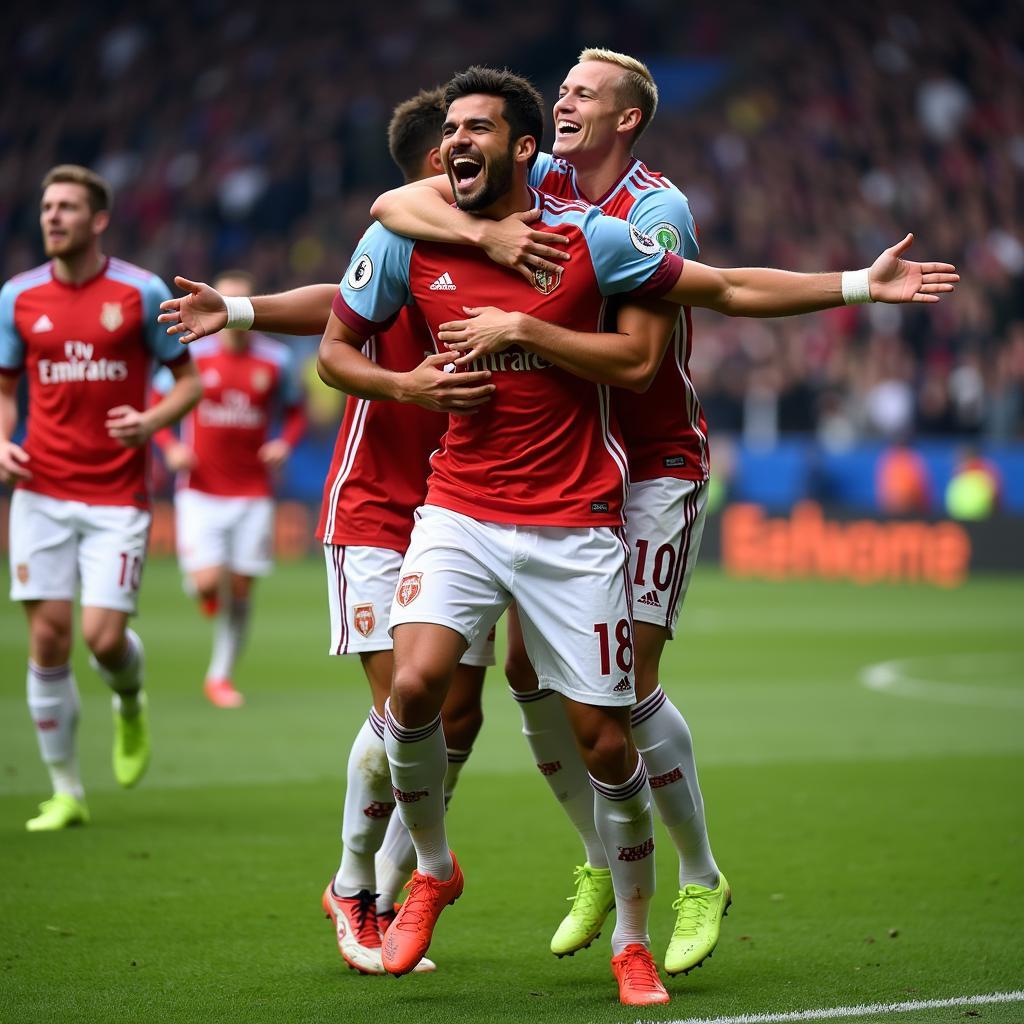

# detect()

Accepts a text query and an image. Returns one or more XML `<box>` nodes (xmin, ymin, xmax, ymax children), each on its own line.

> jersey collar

<box><xmin>572</xmin><ymin>158</ymin><xmax>639</xmax><ymax>209</ymax></box>
<box><xmin>49</xmin><ymin>256</ymin><xmax>110</xmax><ymax>291</ymax></box>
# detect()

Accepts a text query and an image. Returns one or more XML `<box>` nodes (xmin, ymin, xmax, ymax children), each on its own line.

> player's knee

<box><xmin>504</xmin><ymin>645</ymin><xmax>539</xmax><ymax>693</ymax></box>
<box><xmin>229</xmin><ymin>575</ymin><xmax>253</xmax><ymax>602</ymax></box>
<box><xmin>30</xmin><ymin>614</ymin><xmax>72</xmax><ymax>664</ymax></box>
<box><xmin>579</xmin><ymin>726</ymin><xmax>634</xmax><ymax>783</ymax></box>
<box><xmin>390</xmin><ymin>664</ymin><xmax>446</xmax><ymax>725</ymax></box>
<box><xmin>633</xmin><ymin>662</ymin><xmax>661</xmax><ymax>701</ymax></box>
<box><xmin>82</xmin><ymin>620</ymin><xmax>125</xmax><ymax>663</ymax></box>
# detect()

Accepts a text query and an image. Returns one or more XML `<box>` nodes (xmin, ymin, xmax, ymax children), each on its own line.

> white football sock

<box><xmin>335</xmin><ymin>708</ymin><xmax>394</xmax><ymax>897</ymax></box>
<box><xmin>375</xmin><ymin>746</ymin><xmax>471</xmax><ymax>913</ymax></box>
<box><xmin>383</xmin><ymin>700</ymin><xmax>452</xmax><ymax>881</ymax></box>
<box><xmin>512</xmin><ymin>687</ymin><xmax>608</xmax><ymax>868</ymax></box>
<box><xmin>206</xmin><ymin>598</ymin><xmax>250</xmax><ymax>682</ymax></box>
<box><xmin>375</xmin><ymin>812</ymin><xmax>414</xmax><ymax>913</ymax></box>
<box><xmin>591</xmin><ymin>758</ymin><xmax>655</xmax><ymax>955</ymax></box>
<box><xmin>27</xmin><ymin>662</ymin><xmax>83</xmax><ymax>799</ymax></box>
<box><xmin>632</xmin><ymin>686</ymin><xmax>719</xmax><ymax>888</ymax></box>
<box><xmin>92</xmin><ymin>628</ymin><xmax>144</xmax><ymax>715</ymax></box>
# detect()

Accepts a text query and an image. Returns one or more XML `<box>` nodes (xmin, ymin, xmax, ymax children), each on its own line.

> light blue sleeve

<box><xmin>277</xmin><ymin>346</ymin><xmax>304</xmax><ymax>407</ymax></box>
<box><xmin>151</xmin><ymin>365</ymin><xmax>175</xmax><ymax>394</ymax></box>
<box><xmin>0</xmin><ymin>282</ymin><xmax>25</xmax><ymax>371</ymax></box>
<box><xmin>628</xmin><ymin>187</ymin><xmax>700</xmax><ymax>260</ymax></box>
<box><xmin>528</xmin><ymin>152</ymin><xmax>556</xmax><ymax>189</ymax></box>
<box><xmin>580</xmin><ymin>208</ymin><xmax>675</xmax><ymax>296</ymax></box>
<box><xmin>337</xmin><ymin>222</ymin><xmax>414</xmax><ymax>326</ymax></box>
<box><xmin>139</xmin><ymin>275</ymin><xmax>182</xmax><ymax>363</ymax></box>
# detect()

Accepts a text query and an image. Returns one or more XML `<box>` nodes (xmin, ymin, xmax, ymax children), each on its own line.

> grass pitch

<box><xmin>1</xmin><ymin>560</ymin><xmax>1022</xmax><ymax>1024</ymax></box>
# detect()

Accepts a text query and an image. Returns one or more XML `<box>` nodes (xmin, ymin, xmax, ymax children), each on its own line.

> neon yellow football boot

<box><xmin>26</xmin><ymin>793</ymin><xmax>90</xmax><ymax>832</ymax></box>
<box><xmin>113</xmin><ymin>693</ymin><xmax>150</xmax><ymax>788</ymax></box>
<box><xmin>550</xmin><ymin>863</ymin><xmax>615</xmax><ymax>957</ymax></box>
<box><xmin>665</xmin><ymin>872</ymin><xmax>732</xmax><ymax>976</ymax></box>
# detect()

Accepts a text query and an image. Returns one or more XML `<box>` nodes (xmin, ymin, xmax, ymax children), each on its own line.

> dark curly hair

<box><xmin>443</xmin><ymin>66</ymin><xmax>544</xmax><ymax>168</ymax></box>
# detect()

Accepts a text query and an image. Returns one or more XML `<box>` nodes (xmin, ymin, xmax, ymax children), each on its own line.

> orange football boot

<box><xmin>381</xmin><ymin>853</ymin><xmax>463</xmax><ymax>976</ymax></box>
<box><xmin>204</xmin><ymin>677</ymin><xmax>244</xmax><ymax>708</ymax></box>
<box><xmin>379</xmin><ymin>903</ymin><xmax>437</xmax><ymax>973</ymax></box>
<box><xmin>610</xmin><ymin>943</ymin><xmax>670</xmax><ymax>1006</ymax></box>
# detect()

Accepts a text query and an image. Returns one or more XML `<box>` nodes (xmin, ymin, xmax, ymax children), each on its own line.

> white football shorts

<box><xmin>389</xmin><ymin>505</ymin><xmax>636</xmax><ymax>706</ymax></box>
<box><xmin>625</xmin><ymin>477</ymin><xmax>708</xmax><ymax>636</ymax></box>
<box><xmin>324</xmin><ymin>543</ymin><xmax>495</xmax><ymax>666</ymax></box>
<box><xmin>175</xmin><ymin>489</ymin><xmax>274</xmax><ymax>577</ymax></box>
<box><xmin>8</xmin><ymin>489</ymin><xmax>150</xmax><ymax>613</ymax></box>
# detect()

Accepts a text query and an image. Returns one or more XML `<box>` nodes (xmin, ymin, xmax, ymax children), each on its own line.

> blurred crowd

<box><xmin>1</xmin><ymin>0</ymin><xmax>1021</xmax><ymax>444</ymax></box>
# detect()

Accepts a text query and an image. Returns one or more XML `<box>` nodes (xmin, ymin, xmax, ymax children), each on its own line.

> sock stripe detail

<box><xmin>368</xmin><ymin>708</ymin><xmax>386</xmax><ymax>740</ymax></box>
<box><xmin>631</xmin><ymin>686</ymin><xmax>667</xmax><ymax>727</ymax></box>
<box><xmin>590</xmin><ymin>760</ymin><xmax>648</xmax><ymax>801</ymax></box>
<box><xmin>509</xmin><ymin>686</ymin><xmax>556</xmax><ymax>704</ymax></box>
<box><xmin>384</xmin><ymin>702</ymin><xmax>441</xmax><ymax>743</ymax></box>
<box><xmin>29</xmin><ymin>662</ymin><xmax>72</xmax><ymax>682</ymax></box>
<box><xmin>446</xmin><ymin>747</ymin><xmax>472</xmax><ymax>764</ymax></box>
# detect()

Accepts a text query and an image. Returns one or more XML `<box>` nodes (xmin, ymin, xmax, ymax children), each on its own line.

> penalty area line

<box><xmin>636</xmin><ymin>989</ymin><xmax>1024</xmax><ymax>1024</ymax></box>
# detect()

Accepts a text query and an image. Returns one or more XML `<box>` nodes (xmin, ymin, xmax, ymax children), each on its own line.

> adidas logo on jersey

<box><xmin>429</xmin><ymin>272</ymin><xmax>457</xmax><ymax>291</ymax></box>
<box><xmin>613</xmin><ymin>676</ymin><xmax>633</xmax><ymax>693</ymax></box>
<box><xmin>32</xmin><ymin>314</ymin><xmax>54</xmax><ymax>333</ymax></box>
<box><xmin>638</xmin><ymin>590</ymin><xmax>662</xmax><ymax>608</ymax></box>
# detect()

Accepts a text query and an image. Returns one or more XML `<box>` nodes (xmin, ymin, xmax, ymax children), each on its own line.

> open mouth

<box><xmin>556</xmin><ymin>120</ymin><xmax>582</xmax><ymax>138</ymax></box>
<box><xmin>451</xmin><ymin>154</ymin><xmax>483</xmax><ymax>190</ymax></box>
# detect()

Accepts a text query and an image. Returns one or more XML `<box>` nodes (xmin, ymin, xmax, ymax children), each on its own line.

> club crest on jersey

<box><xmin>532</xmin><ymin>266</ymin><xmax>563</xmax><ymax>295</ymax></box>
<box><xmin>16</xmin><ymin>563</ymin><xmax>29</xmax><ymax>584</ymax></box>
<box><xmin>251</xmin><ymin>368</ymin><xmax>271</xmax><ymax>393</ymax></box>
<box><xmin>651</xmin><ymin>221</ymin><xmax>682</xmax><ymax>253</ymax></box>
<box><xmin>201</xmin><ymin>368</ymin><xmax>221</xmax><ymax>388</ymax></box>
<box><xmin>629</xmin><ymin>223</ymin><xmax>661</xmax><ymax>257</ymax></box>
<box><xmin>100</xmin><ymin>302</ymin><xmax>124</xmax><ymax>332</ymax></box>
<box><xmin>347</xmin><ymin>254</ymin><xmax>373</xmax><ymax>290</ymax></box>
<box><xmin>353</xmin><ymin>603</ymin><xmax>376</xmax><ymax>637</ymax></box>
<box><xmin>396</xmin><ymin>573</ymin><xmax>422</xmax><ymax>607</ymax></box>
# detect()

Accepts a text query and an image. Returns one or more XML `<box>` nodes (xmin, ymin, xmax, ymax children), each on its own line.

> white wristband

<box><xmin>223</xmin><ymin>295</ymin><xmax>255</xmax><ymax>330</ymax></box>
<box><xmin>841</xmin><ymin>268</ymin><xmax>873</xmax><ymax>305</ymax></box>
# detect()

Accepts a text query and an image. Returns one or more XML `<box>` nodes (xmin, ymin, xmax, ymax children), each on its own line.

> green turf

<box><xmin>1</xmin><ymin>561</ymin><xmax>1022</xmax><ymax>1024</ymax></box>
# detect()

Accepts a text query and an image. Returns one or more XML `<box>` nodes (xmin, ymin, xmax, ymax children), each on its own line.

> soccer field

<box><xmin>1</xmin><ymin>560</ymin><xmax>1022</xmax><ymax>1024</ymax></box>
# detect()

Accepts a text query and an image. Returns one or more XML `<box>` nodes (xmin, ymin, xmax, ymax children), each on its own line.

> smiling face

<box><xmin>39</xmin><ymin>182</ymin><xmax>106</xmax><ymax>260</ymax></box>
<box><xmin>441</xmin><ymin>93</ymin><xmax>523</xmax><ymax>212</ymax></box>
<box><xmin>552</xmin><ymin>60</ymin><xmax>637</xmax><ymax>161</ymax></box>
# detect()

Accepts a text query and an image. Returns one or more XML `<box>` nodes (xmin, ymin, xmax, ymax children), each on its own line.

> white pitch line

<box><xmin>637</xmin><ymin>988</ymin><xmax>1024</xmax><ymax>1024</ymax></box>
<box><xmin>860</xmin><ymin>653</ymin><xmax>1024</xmax><ymax>711</ymax></box>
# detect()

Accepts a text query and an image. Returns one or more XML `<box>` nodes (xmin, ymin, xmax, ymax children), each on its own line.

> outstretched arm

<box><xmin>159</xmin><ymin>278</ymin><xmax>338</xmax><ymax>343</ymax></box>
<box><xmin>371</xmin><ymin>178</ymin><xmax>569</xmax><ymax>283</ymax></box>
<box><xmin>317</xmin><ymin>312</ymin><xmax>496</xmax><ymax>414</ymax></box>
<box><xmin>439</xmin><ymin>300</ymin><xmax>678</xmax><ymax>392</ymax></box>
<box><xmin>666</xmin><ymin>234</ymin><xmax>958</xmax><ymax>316</ymax></box>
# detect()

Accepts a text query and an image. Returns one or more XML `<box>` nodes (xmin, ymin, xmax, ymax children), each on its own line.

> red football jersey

<box><xmin>0</xmin><ymin>258</ymin><xmax>187</xmax><ymax>507</ymax></box>
<box><xmin>532</xmin><ymin>154</ymin><xmax>710</xmax><ymax>481</ymax></box>
<box><xmin>333</xmin><ymin>191</ymin><xmax>681</xmax><ymax>528</ymax></box>
<box><xmin>157</xmin><ymin>333</ymin><xmax>304</xmax><ymax>498</ymax></box>
<box><xmin>316</xmin><ymin>305</ymin><xmax>448</xmax><ymax>551</ymax></box>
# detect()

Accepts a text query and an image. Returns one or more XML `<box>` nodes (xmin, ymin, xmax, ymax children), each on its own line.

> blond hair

<box><xmin>41</xmin><ymin>164</ymin><xmax>113</xmax><ymax>214</ymax></box>
<box><xmin>578</xmin><ymin>47</ymin><xmax>658</xmax><ymax>142</ymax></box>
